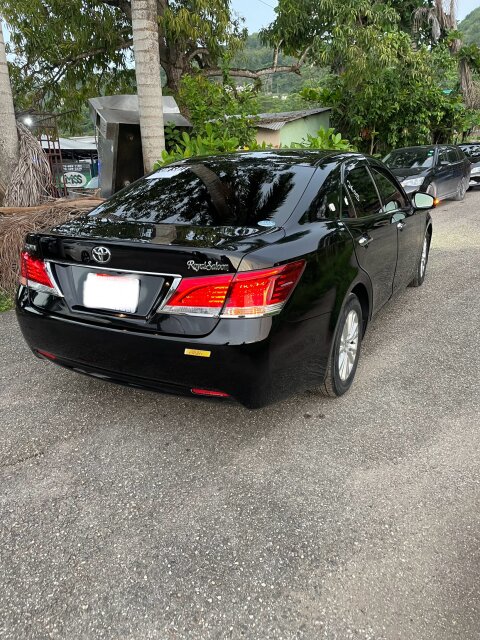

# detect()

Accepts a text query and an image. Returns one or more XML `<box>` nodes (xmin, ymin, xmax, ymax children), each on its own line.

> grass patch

<box><xmin>0</xmin><ymin>291</ymin><xmax>13</xmax><ymax>312</ymax></box>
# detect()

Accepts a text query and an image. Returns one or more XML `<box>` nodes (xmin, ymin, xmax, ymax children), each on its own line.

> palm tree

<box><xmin>131</xmin><ymin>0</ymin><xmax>165</xmax><ymax>173</ymax></box>
<box><xmin>0</xmin><ymin>18</ymin><xmax>18</xmax><ymax>204</ymax></box>
<box><xmin>414</xmin><ymin>1</ymin><xmax>477</xmax><ymax>107</ymax></box>
<box><xmin>413</xmin><ymin>0</ymin><xmax>457</xmax><ymax>43</ymax></box>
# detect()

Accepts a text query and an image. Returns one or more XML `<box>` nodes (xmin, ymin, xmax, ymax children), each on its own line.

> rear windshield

<box><xmin>89</xmin><ymin>156</ymin><xmax>315</xmax><ymax>228</ymax></box>
<box><xmin>384</xmin><ymin>148</ymin><xmax>435</xmax><ymax>169</ymax></box>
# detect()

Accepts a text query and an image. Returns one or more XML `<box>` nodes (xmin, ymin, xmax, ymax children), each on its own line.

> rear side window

<box><xmin>344</xmin><ymin>166</ymin><xmax>382</xmax><ymax>218</ymax></box>
<box><xmin>304</xmin><ymin>166</ymin><xmax>342</xmax><ymax>221</ymax></box>
<box><xmin>370</xmin><ymin>168</ymin><xmax>407</xmax><ymax>212</ymax></box>
<box><xmin>88</xmin><ymin>157</ymin><xmax>315</xmax><ymax>228</ymax></box>
<box><xmin>447</xmin><ymin>148</ymin><xmax>459</xmax><ymax>163</ymax></box>
<box><xmin>438</xmin><ymin>150</ymin><xmax>449</xmax><ymax>164</ymax></box>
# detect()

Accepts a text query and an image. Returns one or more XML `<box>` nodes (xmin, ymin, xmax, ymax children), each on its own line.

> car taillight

<box><xmin>20</xmin><ymin>251</ymin><xmax>60</xmax><ymax>295</ymax></box>
<box><xmin>162</xmin><ymin>260</ymin><xmax>305</xmax><ymax>318</ymax></box>
<box><xmin>162</xmin><ymin>273</ymin><xmax>233</xmax><ymax>316</ymax></box>
<box><xmin>222</xmin><ymin>260</ymin><xmax>305</xmax><ymax>317</ymax></box>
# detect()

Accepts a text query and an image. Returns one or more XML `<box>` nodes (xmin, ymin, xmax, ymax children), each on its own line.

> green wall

<box><xmin>279</xmin><ymin>112</ymin><xmax>331</xmax><ymax>146</ymax></box>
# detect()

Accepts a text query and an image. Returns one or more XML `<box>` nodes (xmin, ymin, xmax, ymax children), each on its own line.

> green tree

<box><xmin>1</xmin><ymin>0</ymin><xmax>310</xmax><ymax>128</ymax></box>
<box><xmin>178</xmin><ymin>74</ymin><xmax>258</xmax><ymax>145</ymax></box>
<box><xmin>301</xmin><ymin>43</ymin><xmax>475</xmax><ymax>153</ymax></box>
<box><xmin>413</xmin><ymin>0</ymin><xmax>480</xmax><ymax>108</ymax></box>
<box><xmin>261</xmin><ymin>0</ymin><xmax>401</xmax><ymax>75</ymax></box>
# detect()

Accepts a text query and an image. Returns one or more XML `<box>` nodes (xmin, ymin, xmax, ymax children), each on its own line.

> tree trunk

<box><xmin>0</xmin><ymin>19</ymin><xmax>19</xmax><ymax>204</ymax></box>
<box><xmin>131</xmin><ymin>0</ymin><xmax>165</xmax><ymax>173</ymax></box>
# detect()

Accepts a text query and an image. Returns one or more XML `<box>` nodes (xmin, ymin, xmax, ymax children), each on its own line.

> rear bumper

<box><xmin>16</xmin><ymin>298</ymin><xmax>332</xmax><ymax>408</ymax></box>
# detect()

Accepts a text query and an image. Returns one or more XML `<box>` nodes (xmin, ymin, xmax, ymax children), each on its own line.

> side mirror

<box><xmin>412</xmin><ymin>192</ymin><xmax>435</xmax><ymax>209</ymax></box>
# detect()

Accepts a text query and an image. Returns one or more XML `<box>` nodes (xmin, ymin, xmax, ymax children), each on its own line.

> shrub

<box><xmin>179</xmin><ymin>74</ymin><xmax>258</xmax><ymax>148</ymax></box>
<box><xmin>291</xmin><ymin>128</ymin><xmax>356</xmax><ymax>151</ymax></box>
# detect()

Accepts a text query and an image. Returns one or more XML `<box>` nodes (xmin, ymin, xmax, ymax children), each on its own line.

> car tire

<box><xmin>409</xmin><ymin>228</ymin><xmax>430</xmax><ymax>287</ymax></box>
<box><xmin>321</xmin><ymin>294</ymin><xmax>363</xmax><ymax>398</ymax></box>
<box><xmin>453</xmin><ymin>177</ymin><xmax>468</xmax><ymax>201</ymax></box>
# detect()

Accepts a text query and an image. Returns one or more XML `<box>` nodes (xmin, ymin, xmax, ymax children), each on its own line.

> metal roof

<box><xmin>41</xmin><ymin>135</ymin><xmax>97</xmax><ymax>152</ymax></box>
<box><xmin>88</xmin><ymin>94</ymin><xmax>192</xmax><ymax>128</ymax></box>
<box><xmin>256</xmin><ymin>108</ymin><xmax>331</xmax><ymax>131</ymax></box>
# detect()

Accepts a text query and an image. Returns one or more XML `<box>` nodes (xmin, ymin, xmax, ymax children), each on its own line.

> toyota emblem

<box><xmin>92</xmin><ymin>246</ymin><xmax>111</xmax><ymax>264</ymax></box>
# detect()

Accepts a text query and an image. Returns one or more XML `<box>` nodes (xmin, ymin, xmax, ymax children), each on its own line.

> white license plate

<box><xmin>83</xmin><ymin>273</ymin><xmax>140</xmax><ymax>313</ymax></box>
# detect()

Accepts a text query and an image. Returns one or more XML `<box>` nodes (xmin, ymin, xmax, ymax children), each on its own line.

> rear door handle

<box><xmin>358</xmin><ymin>234</ymin><xmax>373</xmax><ymax>247</ymax></box>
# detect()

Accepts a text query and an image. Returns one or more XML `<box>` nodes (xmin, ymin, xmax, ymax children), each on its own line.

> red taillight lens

<box><xmin>163</xmin><ymin>273</ymin><xmax>234</xmax><ymax>315</ymax></box>
<box><xmin>162</xmin><ymin>260</ymin><xmax>305</xmax><ymax>318</ymax></box>
<box><xmin>222</xmin><ymin>260</ymin><xmax>305</xmax><ymax>317</ymax></box>
<box><xmin>20</xmin><ymin>251</ymin><xmax>58</xmax><ymax>293</ymax></box>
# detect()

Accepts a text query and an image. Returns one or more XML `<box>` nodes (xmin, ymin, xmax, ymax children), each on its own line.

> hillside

<box><xmin>233</xmin><ymin>33</ymin><xmax>327</xmax><ymax>97</ymax></box>
<box><xmin>459</xmin><ymin>7</ymin><xmax>480</xmax><ymax>45</ymax></box>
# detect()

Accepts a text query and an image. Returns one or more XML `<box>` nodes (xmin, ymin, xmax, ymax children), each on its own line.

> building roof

<box><xmin>256</xmin><ymin>108</ymin><xmax>331</xmax><ymax>131</ymax></box>
<box><xmin>40</xmin><ymin>135</ymin><xmax>97</xmax><ymax>152</ymax></box>
<box><xmin>88</xmin><ymin>94</ymin><xmax>191</xmax><ymax>128</ymax></box>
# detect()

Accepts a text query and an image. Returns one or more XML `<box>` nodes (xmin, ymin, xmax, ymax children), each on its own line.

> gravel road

<box><xmin>1</xmin><ymin>192</ymin><xmax>479</xmax><ymax>639</ymax></box>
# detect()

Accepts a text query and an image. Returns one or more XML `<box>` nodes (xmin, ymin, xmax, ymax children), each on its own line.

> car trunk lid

<box><xmin>27</xmin><ymin>222</ymin><xmax>284</xmax><ymax>337</ymax></box>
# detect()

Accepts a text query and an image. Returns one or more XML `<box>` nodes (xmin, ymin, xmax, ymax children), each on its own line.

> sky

<box><xmin>231</xmin><ymin>0</ymin><xmax>480</xmax><ymax>33</ymax></box>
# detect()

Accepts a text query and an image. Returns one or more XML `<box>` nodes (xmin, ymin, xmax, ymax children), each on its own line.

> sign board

<box><xmin>56</xmin><ymin>163</ymin><xmax>93</xmax><ymax>189</ymax></box>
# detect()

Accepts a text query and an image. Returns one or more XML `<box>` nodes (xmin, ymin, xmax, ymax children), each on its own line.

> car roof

<box><xmin>388</xmin><ymin>144</ymin><xmax>458</xmax><ymax>152</ymax></box>
<box><xmin>176</xmin><ymin>149</ymin><xmax>361</xmax><ymax>169</ymax></box>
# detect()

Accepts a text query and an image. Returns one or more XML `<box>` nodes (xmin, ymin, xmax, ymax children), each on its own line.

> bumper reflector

<box><xmin>36</xmin><ymin>349</ymin><xmax>57</xmax><ymax>360</ymax></box>
<box><xmin>191</xmin><ymin>388</ymin><xmax>230</xmax><ymax>398</ymax></box>
<box><xmin>184</xmin><ymin>348</ymin><xmax>211</xmax><ymax>358</ymax></box>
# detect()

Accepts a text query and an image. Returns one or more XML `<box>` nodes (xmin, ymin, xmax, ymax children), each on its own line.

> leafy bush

<box><xmin>178</xmin><ymin>74</ymin><xmax>258</xmax><ymax>148</ymax></box>
<box><xmin>154</xmin><ymin>123</ymin><xmax>240</xmax><ymax>168</ymax></box>
<box><xmin>291</xmin><ymin>127</ymin><xmax>355</xmax><ymax>151</ymax></box>
<box><xmin>300</xmin><ymin>41</ymin><xmax>480</xmax><ymax>154</ymax></box>
<box><xmin>154</xmin><ymin>124</ymin><xmax>352</xmax><ymax>167</ymax></box>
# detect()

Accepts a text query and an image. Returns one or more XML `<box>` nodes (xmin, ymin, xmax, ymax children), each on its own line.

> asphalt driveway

<box><xmin>1</xmin><ymin>192</ymin><xmax>480</xmax><ymax>639</ymax></box>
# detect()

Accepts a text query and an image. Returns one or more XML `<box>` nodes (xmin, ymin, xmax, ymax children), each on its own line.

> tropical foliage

<box><xmin>2</xmin><ymin>0</ymin><xmax>480</xmax><ymax>152</ymax></box>
<box><xmin>178</xmin><ymin>74</ymin><xmax>258</xmax><ymax>147</ymax></box>
<box><xmin>1</xmin><ymin>0</ymin><xmax>307</xmax><ymax>130</ymax></box>
<box><xmin>291</xmin><ymin>128</ymin><xmax>355</xmax><ymax>152</ymax></box>
<box><xmin>155</xmin><ymin>125</ymin><xmax>352</xmax><ymax>167</ymax></box>
<box><xmin>154</xmin><ymin>123</ymin><xmax>241</xmax><ymax>168</ymax></box>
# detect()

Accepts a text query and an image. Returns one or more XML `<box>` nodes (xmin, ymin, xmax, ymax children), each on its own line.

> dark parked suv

<box><xmin>383</xmin><ymin>145</ymin><xmax>471</xmax><ymax>201</ymax></box>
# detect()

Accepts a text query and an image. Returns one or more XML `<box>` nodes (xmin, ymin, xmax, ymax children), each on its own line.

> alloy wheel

<box><xmin>420</xmin><ymin>235</ymin><xmax>428</xmax><ymax>278</ymax></box>
<box><xmin>338</xmin><ymin>309</ymin><xmax>359</xmax><ymax>381</ymax></box>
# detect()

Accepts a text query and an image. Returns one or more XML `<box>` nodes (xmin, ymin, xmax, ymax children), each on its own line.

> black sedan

<box><xmin>383</xmin><ymin>145</ymin><xmax>470</xmax><ymax>201</ymax></box>
<box><xmin>458</xmin><ymin>143</ymin><xmax>480</xmax><ymax>188</ymax></box>
<box><xmin>16</xmin><ymin>151</ymin><xmax>434</xmax><ymax>408</ymax></box>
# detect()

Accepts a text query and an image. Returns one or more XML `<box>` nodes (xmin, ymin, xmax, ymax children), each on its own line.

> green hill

<box><xmin>459</xmin><ymin>7</ymin><xmax>480</xmax><ymax>45</ymax></box>
<box><xmin>233</xmin><ymin>33</ymin><xmax>328</xmax><ymax>97</ymax></box>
